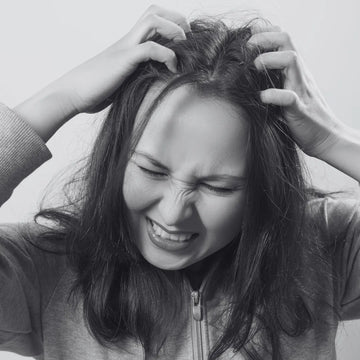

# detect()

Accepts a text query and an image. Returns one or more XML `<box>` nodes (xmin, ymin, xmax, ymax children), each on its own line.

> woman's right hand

<box><xmin>14</xmin><ymin>5</ymin><xmax>190</xmax><ymax>142</ymax></box>
<box><xmin>66</xmin><ymin>4</ymin><xmax>190</xmax><ymax>114</ymax></box>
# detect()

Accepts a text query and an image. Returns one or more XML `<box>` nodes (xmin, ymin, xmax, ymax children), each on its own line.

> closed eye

<box><xmin>200</xmin><ymin>183</ymin><xmax>236</xmax><ymax>195</ymax></box>
<box><xmin>138</xmin><ymin>164</ymin><xmax>241</xmax><ymax>194</ymax></box>
<box><xmin>138</xmin><ymin>165</ymin><xmax>167</xmax><ymax>178</ymax></box>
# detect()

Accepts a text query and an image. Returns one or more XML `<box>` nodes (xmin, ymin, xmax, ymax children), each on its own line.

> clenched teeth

<box><xmin>151</xmin><ymin>221</ymin><xmax>193</xmax><ymax>241</ymax></box>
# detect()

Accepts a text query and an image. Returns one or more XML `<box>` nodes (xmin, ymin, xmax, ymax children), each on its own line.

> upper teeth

<box><xmin>151</xmin><ymin>221</ymin><xmax>194</xmax><ymax>241</ymax></box>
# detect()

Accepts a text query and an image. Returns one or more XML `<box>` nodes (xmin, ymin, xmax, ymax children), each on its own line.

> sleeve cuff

<box><xmin>0</xmin><ymin>103</ymin><xmax>52</xmax><ymax>204</ymax></box>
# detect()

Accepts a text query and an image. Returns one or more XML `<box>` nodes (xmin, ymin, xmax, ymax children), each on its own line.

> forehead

<box><xmin>134</xmin><ymin>83</ymin><xmax>249</xmax><ymax>176</ymax></box>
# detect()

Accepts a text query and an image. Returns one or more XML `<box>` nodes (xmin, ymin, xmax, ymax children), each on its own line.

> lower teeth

<box><xmin>155</xmin><ymin>233</ymin><xmax>186</xmax><ymax>241</ymax></box>
<box><xmin>150</xmin><ymin>220</ymin><xmax>191</xmax><ymax>241</ymax></box>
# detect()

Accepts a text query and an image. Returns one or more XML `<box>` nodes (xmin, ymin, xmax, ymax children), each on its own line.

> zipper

<box><xmin>186</xmin><ymin>258</ymin><xmax>221</xmax><ymax>360</ymax></box>
<box><xmin>188</xmin><ymin>269</ymin><xmax>215</xmax><ymax>360</ymax></box>
<box><xmin>191</xmin><ymin>289</ymin><xmax>204</xmax><ymax>360</ymax></box>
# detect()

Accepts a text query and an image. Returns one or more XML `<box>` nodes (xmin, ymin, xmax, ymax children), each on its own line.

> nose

<box><xmin>158</xmin><ymin>182</ymin><xmax>194</xmax><ymax>227</ymax></box>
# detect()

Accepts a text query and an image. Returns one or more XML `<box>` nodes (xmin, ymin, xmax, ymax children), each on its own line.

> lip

<box><xmin>150</xmin><ymin>218</ymin><xmax>196</xmax><ymax>236</ymax></box>
<box><xmin>146</xmin><ymin>217</ymin><xmax>198</xmax><ymax>252</ymax></box>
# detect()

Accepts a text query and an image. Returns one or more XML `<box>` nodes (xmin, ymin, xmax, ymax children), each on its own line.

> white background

<box><xmin>1</xmin><ymin>0</ymin><xmax>360</xmax><ymax>359</ymax></box>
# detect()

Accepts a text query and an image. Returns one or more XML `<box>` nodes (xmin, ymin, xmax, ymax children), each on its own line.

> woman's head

<box><xmin>35</xmin><ymin>16</ymin><xmax>334</xmax><ymax>359</ymax></box>
<box><xmin>123</xmin><ymin>83</ymin><xmax>249</xmax><ymax>270</ymax></box>
<box><xmin>92</xmin><ymin>17</ymin><xmax>299</xmax><ymax>272</ymax></box>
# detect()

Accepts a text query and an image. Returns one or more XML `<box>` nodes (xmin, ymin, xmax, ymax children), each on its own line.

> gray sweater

<box><xmin>1</xmin><ymin>103</ymin><xmax>360</xmax><ymax>360</ymax></box>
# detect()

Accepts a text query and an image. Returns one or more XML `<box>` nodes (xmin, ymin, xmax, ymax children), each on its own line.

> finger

<box><xmin>260</xmin><ymin>88</ymin><xmax>299</xmax><ymax>107</ymax></box>
<box><xmin>138</xmin><ymin>4</ymin><xmax>191</xmax><ymax>33</ymax></box>
<box><xmin>247</xmin><ymin>31</ymin><xmax>295</xmax><ymax>51</ymax></box>
<box><xmin>254</xmin><ymin>50</ymin><xmax>298</xmax><ymax>70</ymax></box>
<box><xmin>135</xmin><ymin>41</ymin><xmax>178</xmax><ymax>73</ymax></box>
<box><xmin>132</xmin><ymin>13</ymin><xmax>187</xmax><ymax>44</ymax></box>
<box><xmin>254</xmin><ymin>50</ymin><xmax>304</xmax><ymax>87</ymax></box>
<box><xmin>250</xmin><ymin>21</ymin><xmax>282</xmax><ymax>35</ymax></box>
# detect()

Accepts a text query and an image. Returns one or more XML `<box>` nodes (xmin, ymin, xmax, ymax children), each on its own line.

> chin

<box><xmin>142</xmin><ymin>253</ymin><xmax>195</xmax><ymax>271</ymax></box>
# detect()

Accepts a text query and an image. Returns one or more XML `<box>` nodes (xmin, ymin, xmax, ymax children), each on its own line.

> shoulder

<box><xmin>0</xmin><ymin>220</ymin><xmax>67</xmax><ymax>256</ymax></box>
<box><xmin>305</xmin><ymin>193</ymin><xmax>360</xmax><ymax>240</ymax></box>
<box><xmin>0</xmin><ymin>221</ymin><xmax>71</xmax><ymax>354</ymax></box>
<box><xmin>0</xmin><ymin>220</ymin><xmax>69</xmax><ymax>312</ymax></box>
<box><xmin>302</xmin><ymin>193</ymin><xmax>360</xmax><ymax>320</ymax></box>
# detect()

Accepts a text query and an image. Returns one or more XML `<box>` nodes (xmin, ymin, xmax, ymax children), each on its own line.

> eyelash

<box><xmin>138</xmin><ymin>166</ymin><xmax>166</xmax><ymax>178</ymax></box>
<box><xmin>138</xmin><ymin>166</ymin><xmax>236</xmax><ymax>195</ymax></box>
<box><xmin>201</xmin><ymin>183</ymin><xmax>235</xmax><ymax>194</ymax></box>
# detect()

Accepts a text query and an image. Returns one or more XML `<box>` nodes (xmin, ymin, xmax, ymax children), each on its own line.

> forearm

<box><xmin>0</xmin><ymin>104</ymin><xmax>52</xmax><ymax>205</ymax></box>
<box><xmin>317</xmin><ymin>125</ymin><xmax>360</xmax><ymax>183</ymax></box>
<box><xmin>13</xmin><ymin>84</ymin><xmax>78</xmax><ymax>143</ymax></box>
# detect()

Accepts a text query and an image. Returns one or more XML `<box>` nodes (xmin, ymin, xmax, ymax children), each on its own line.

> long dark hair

<box><xmin>26</xmin><ymin>16</ymin><xmax>345</xmax><ymax>360</ymax></box>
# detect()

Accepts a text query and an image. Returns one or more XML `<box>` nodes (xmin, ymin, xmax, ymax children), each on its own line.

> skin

<box><xmin>12</xmin><ymin>4</ymin><xmax>360</xmax><ymax>277</ymax></box>
<box><xmin>122</xmin><ymin>83</ymin><xmax>249</xmax><ymax>272</ymax></box>
<box><xmin>13</xmin><ymin>4</ymin><xmax>359</xmax><ymax>189</ymax></box>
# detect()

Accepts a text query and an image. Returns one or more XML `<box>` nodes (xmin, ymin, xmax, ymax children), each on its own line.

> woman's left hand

<box><xmin>248</xmin><ymin>25</ymin><xmax>348</xmax><ymax>159</ymax></box>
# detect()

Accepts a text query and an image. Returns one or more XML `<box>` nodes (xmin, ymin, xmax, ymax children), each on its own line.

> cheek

<box><xmin>201</xmin><ymin>193</ymin><xmax>245</xmax><ymax>237</ymax></box>
<box><xmin>122</xmin><ymin>164</ymin><xmax>156</xmax><ymax>211</ymax></box>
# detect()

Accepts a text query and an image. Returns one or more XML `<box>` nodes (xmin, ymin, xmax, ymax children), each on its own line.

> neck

<box><xmin>183</xmin><ymin>252</ymin><xmax>220</xmax><ymax>290</ymax></box>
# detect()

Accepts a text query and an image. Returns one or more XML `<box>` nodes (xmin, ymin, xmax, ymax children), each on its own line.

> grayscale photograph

<box><xmin>1</xmin><ymin>1</ymin><xmax>360</xmax><ymax>359</ymax></box>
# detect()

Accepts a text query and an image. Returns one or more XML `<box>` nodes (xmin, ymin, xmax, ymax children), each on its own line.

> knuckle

<box><xmin>139</xmin><ymin>41</ymin><xmax>156</xmax><ymax>56</ymax></box>
<box><xmin>144</xmin><ymin>12</ymin><xmax>158</xmax><ymax>26</ymax></box>
<box><xmin>179</xmin><ymin>16</ymin><xmax>189</xmax><ymax>28</ymax></box>
<box><xmin>148</xmin><ymin>4</ymin><xmax>160</xmax><ymax>13</ymax></box>
<box><xmin>288</xmin><ymin>91</ymin><xmax>298</xmax><ymax>105</ymax></box>
<box><xmin>282</xmin><ymin>31</ymin><xmax>291</xmax><ymax>43</ymax></box>
<box><xmin>288</xmin><ymin>50</ymin><xmax>298</xmax><ymax>63</ymax></box>
<box><xmin>145</xmin><ymin>40</ymin><xmax>157</xmax><ymax>50</ymax></box>
<box><xmin>179</xmin><ymin>15</ymin><xmax>187</xmax><ymax>24</ymax></box>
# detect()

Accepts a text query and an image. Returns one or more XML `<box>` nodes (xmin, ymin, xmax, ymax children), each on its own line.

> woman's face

<box><xmin>123</xmin><ymin>84</ymin><xmax>249</xmax><ymax>270</ymax></box>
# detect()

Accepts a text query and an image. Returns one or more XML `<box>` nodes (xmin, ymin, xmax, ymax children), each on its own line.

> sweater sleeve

<box><xmin>326</xmin><ymin>196</ymin><xmax>360</xmax><ymax>321</ymax></box>
<box><xmin>0</xmin><ymin>104</ymin><xmax>63</xmax><ymax>357</ymax></box>
<box><xmin>0</xmin><ymin>224</ymin><xmax>44</xmax><ymax>356</ymax></box>
<box><xmin>0</xmin><ymin>103</ymin><xmax>52</xmax><ymax>205</ymax></box>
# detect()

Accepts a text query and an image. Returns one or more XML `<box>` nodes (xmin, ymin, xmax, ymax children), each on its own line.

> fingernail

<box><xmin>174</xmin><ymin>31</ymin><xmax>186</xmax><ymax>42</ymax></box>
<box><xmin>184</xmin><ymin>21</ymin><xmax>191</xmax><ymax>33</ymax></box>
<box><xmin>253</xmin><ymin>57</ymin><xmax>264</xmax><ymax>70</ymax></box>
<box><xmin>170</xmin><ymin>64</ymin><xmax>178</xmax><ymax>73</ymax></box>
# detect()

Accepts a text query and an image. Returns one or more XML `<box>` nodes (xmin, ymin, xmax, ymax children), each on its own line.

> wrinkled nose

<box><xmin>158</xmin><ymin>184</ymin><xmax>194</xmax><ymax>227</ymax></box>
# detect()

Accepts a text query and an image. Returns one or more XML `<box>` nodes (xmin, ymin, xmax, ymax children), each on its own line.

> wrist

<box><xmin>14</xmin><ymin>86</ymin><xmax>79</xmax><ymax>143</ymax></box>
<box><xmin>317</xmin><ymin>124</ymin><xmax>360</xmax><ymax>183</ymax></box>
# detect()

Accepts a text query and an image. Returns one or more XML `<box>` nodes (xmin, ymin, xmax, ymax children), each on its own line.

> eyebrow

<box><xmin>134</xmin><ymin>151</ymin><xmax>247</xmax><ymax>182</ymax></box>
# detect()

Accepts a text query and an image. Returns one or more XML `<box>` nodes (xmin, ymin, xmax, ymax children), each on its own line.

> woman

<box><xmin>1</xmin><ymin>5</ymin><xmax>360</xmax><ymax>360</ymax></box>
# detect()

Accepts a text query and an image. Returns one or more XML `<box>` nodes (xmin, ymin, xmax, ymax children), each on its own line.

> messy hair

<box><xmin>31</xmin><ymin>16</ymin><xmax>342</xmax><ymax>360</ymax></box>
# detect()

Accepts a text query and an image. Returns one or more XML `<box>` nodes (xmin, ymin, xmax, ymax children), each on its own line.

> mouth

<box><xmin>146</xmin><ymin>217</ymin><xmax>199</xmax><ymax>251</ymax></box>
